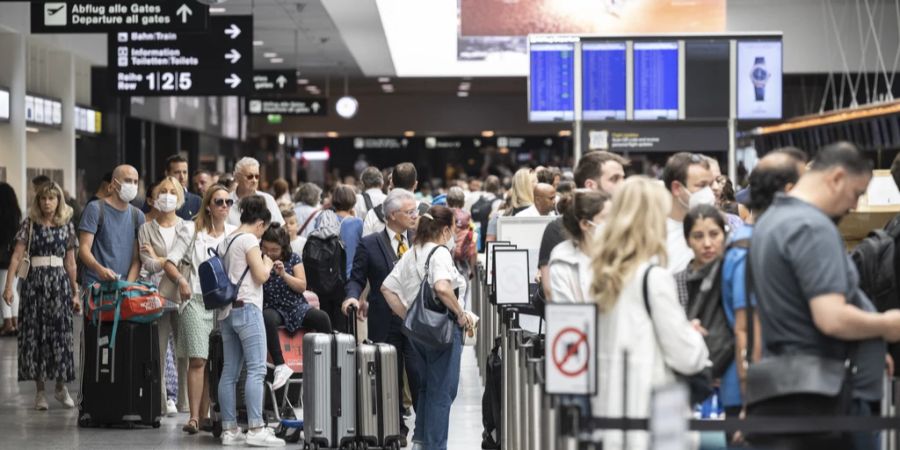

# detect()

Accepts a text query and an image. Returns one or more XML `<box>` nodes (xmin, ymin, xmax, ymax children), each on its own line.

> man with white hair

<box><xmin>341</xmin><ymin>188</ymin><xmax>420</xmax><ymax>446</ymax></box>
<box><xmin>355</xmin><ymin>166</ymin><xmax>386</xmax><ymax>219</ymax></box>
<box><xmin>227</xmin><ymin>157</ymin><xmax>284</xmax><ymax>226</ymax></box>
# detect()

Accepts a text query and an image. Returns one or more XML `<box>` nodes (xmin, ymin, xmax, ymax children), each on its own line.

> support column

<box><xmin>0</xmin><ymin>33</ymin><xmax>27</xmax><ymax>210</ymax></box>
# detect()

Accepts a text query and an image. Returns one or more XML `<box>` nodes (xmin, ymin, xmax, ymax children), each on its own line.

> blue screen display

<box><xmin>582</xmin><ymin>42</ymin><xmax>627</xmax><ymax>121</ymax></box>
<box><xmin>633</xmin><ymin>42</ymin><xmax>679</xmax><ymax>120</ymax></box>
<box><xmin>529</xmin><ymin>43</ymin><xmax>575</xmax><ymax>122</ymax></box>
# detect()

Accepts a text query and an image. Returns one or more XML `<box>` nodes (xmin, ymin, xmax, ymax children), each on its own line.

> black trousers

<box><xmin>262</xmin><ymin>308</ymin><xmax>332</xmax><ymax>366</ymax></box>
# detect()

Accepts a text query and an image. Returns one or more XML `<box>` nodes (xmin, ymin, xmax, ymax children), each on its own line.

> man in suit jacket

<box><xmin>164</xmin><ymin>154</ymin><xmax>202</xmax><ymax>221</ymax></box>
<box><xmin>342</xmin><ymin>188</ymin><xmax>419</xmax><ymax>445</ymax></box>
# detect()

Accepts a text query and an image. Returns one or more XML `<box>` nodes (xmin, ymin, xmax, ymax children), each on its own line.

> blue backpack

<box><xmin>199</xmin><ymin>233</ymin><xmax>250</xmax><ymax>310</ymax></box>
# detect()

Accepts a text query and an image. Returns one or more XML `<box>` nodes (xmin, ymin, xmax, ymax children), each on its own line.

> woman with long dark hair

<box><xmin>0</xmin><ymin>182</ymin><xmax>22</xmax><ymax>336</ymax></box>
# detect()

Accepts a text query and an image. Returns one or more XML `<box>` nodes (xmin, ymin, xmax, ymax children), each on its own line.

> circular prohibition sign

<box><xmin>551</xmin><ymin>327</ymin><xmax>590</xmax><ymax>377</ymax></box>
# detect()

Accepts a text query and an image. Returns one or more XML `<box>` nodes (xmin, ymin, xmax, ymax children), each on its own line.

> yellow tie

<box><xmin>395</xmin><ymin>233</ymin><xmax>408</xmax><ymax>258</ymax></box>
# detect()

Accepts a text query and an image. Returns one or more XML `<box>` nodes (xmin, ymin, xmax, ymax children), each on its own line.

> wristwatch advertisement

<box><xmin>737</xmin><ymin>41</ymin><xmax>782</xmax><ymax>119</ymax></box>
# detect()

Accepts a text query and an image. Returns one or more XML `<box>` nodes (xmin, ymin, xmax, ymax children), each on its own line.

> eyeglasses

<box><xmin>244</xmin><ymin>174</ymin><xmax>260</xmax><ymax>180</ymax></box>
<box><xmin>400</xmin><ymin>208</ymin><xmax>418</xmax><ymax>218</ymax></box>
<box><xmin>213</xmin><ymin>198</ymin><xmax>235</xmax><ymax>207</ymax></box>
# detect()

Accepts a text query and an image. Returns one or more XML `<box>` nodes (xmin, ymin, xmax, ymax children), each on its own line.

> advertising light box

<box><xmin>25</xmin><ymin>94</ymin><xmax>62</xmax><ymax>128</ymax></box>
<box><xmin>737</xmin><ymin>40</ymin><xmax>783</xmax><ymax>120</ymax></box>
<box><xmin>0</xmin><ymin>87</ymin><xmax>9</xmax><ymax>122</ymax></box>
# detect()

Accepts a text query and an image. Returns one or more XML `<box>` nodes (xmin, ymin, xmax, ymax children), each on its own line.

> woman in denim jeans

<box><xmin>216</xmin><ymin>195</ymin><xmax>284</xmax><ymax>447</ymax></box>
<box><xmin>381</xmin><ymin>206</ymin><xmax>473</xmax><ymax>450</ymax></box>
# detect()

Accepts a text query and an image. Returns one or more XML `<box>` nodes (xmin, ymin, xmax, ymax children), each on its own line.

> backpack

<box><xmin>686</xmin><ymin>255</ymin><xmax>737</xmax><ymax>379</ymax></box>
<box><xmin>362</xmin><ymin>192</ymin><xmax>375</xmax><ymax>213</ymax></box>
<box><xmin>85</xmin><ymin>280</ymin><xmax>165</xmax><ymax>349</ymax></box>
<box><xmin>851</xmin><ymin>218</ymin><xmax>900</xmax><ymax>315</ymax></box>
<box><xmin>302</xmin><ymin>227</ymin><xmax>347</xmax><ymax>299</ymax></box>
<box><xmin>452</xmin><ymin>209</ymin><xmax>476</xmax><ymax>264</ymax></box>
<box><xmin>470</xmin><ymin>196</ymin><xmax>494</xmax><ymax>251</ymax></box>
<box><xmin>198</xmin><ymin>233</ymin><xmax>250</xmax><ymax>310</ymax></box>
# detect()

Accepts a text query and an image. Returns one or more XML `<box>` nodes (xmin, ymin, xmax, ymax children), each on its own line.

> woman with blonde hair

<box><xmin>507</xmin><ymin>168</ymin><xmax>536</xmax><ymax>216</ymax></box>
<box><xmin>589</xmin><ymin>176</ymin><xmax>709</xmax><ymax>449</ymax></box>
<box><xmin>3</xmin><ymin>182</ymin><xmax>80</xmax><ymax>410</ymax></box>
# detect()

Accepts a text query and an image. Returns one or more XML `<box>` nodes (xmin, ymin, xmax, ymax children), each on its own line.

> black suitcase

<box><xmin>78</xmin><ymin>320</ymin><xmax>162</xmax><ymax>428</ymax></box>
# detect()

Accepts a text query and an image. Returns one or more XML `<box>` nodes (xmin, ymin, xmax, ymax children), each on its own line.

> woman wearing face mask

<box><xmin>673</xmin><ymin>205</ymin><xmax>728</xmax><ymax>309</ymax></box>
<box><xmin>217</xmin><ymin>196</ymin><xmax>284</xmax><ymax>447</ymax></box>
<box><xmin>548</xmin><ymin>190</ymin><xmax>611</xmax><ymax>303</ymax></box>
<box><xmin>381</xmin><ymin>206</ymin><xmax>472</xmax><ymax>450</ymax></box>
<box><xmin>138</xmin><ymin>176</ymin><xmax>191</xmax><ymax>417</ymax></box>
<box><xmin>164</xmin><ymin>185</ymin><xmax>237</xmax><ymax>434</ymax></box>
<box><xmin>3</xmin><ymin>182</ymin><xmax>80</xmax><ymax>411</ymax></box>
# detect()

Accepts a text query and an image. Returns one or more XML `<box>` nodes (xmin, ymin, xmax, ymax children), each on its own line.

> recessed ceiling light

<box><xmin>305</xmin><ymin>85</ymin><xmax>318</xmax><ymax>91</ymax></box>
<box><xmin>381</xmin><ymin>84</ymin><xmax>394</xmax><ymax>92</ymax></box>
<box><xmin>558</xmin><ymin>130</ymin><xmax>572</xmax><ymax>137</ymax></box>
<box><xmin>263</xmin><ymin>52</ymin><xmax>277</xmax><ymax>58</ymax></box>
<box><xmin>209</xmin><ymin>7</ymin><xmax>226</xmax><ymax>13</ymax></box>
<box><xmin>481</xmin><ymin>130</ymin><xmax>495</xmax><ymax>138</ymax></box>
<box><xmin>378</xmin><ymin>77</ymin><xmax>390</xmax><ymax>83</ymax></box>
<box><xmin>253</xmin><ymin>40</ymin><xmax>264</xmax><ymax>46</ymax></box>
<box><xmin>459</xmin><ymin>82</ymin><xmax>471</xmax><ymax>91</ymax></box>
<box><xmin>404</xmin><ymin>131</ymin><xmax>415</xmax><ymax>137</ymax></box>
<box><xmin>326</xmin><ymin>131</ymin><xmax>339</xmax><ymax>138</ymax></box>
<box><xmin>297</xmin><ymin>79</ymin><xmax>309</xmax><ymax>85</ymax></box>
<box><xmin>457</xmin><ymin>91</ymin><xmax>469</xmax><ymax>97</ymax></box>
<box><xmin>270</xmin><ymin>58</ymin><xmax>284</xmax><ymax>63</ymax></box>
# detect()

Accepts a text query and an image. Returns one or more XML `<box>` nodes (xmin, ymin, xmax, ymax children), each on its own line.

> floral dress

<box><xmin>262</xmin><ymin>252</ymin><xmax>310</xmax><ymax>333</ymax></box>
<box><xmin>15</xmin><ymin>219</ymin><xmax>77</xmax><ymax>382</ymax></box>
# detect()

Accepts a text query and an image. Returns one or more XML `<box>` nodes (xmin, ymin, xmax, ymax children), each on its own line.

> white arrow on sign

<box><xmin>225</xmin><ymin>49</ymin><xmax>241</xmax><ymax>64</ymax></box>
<box><xmin>176</xmin><ymin>4</ymin><xmax>192</xmax><ymax>23</ymax></box>
<box><xmin>225</xmin><ymin>74</ymin><xmax>242</xmax><ymax>89</ymax></box>
<box><xmin>311</xmin><ymin>102</ymin><xmax>320</xmax><ymax>113</ymax></box>
<box><xmin>224</xmin><ymin>24</ymin><xmax>241</xmax><ymax>39</ymax></box>
<box><xmin>275</xmin><ymin>75</ymin><xmax>287</xmax><ymax>88</ymax></box>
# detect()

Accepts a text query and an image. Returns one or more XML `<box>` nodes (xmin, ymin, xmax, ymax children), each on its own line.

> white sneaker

<box><xmin>166</xmin><ymin>399</ymin><xmax>177</xmax><ymax>417</ymax></box>
<box><xmin>54</xmin><ymin>386</ymin><xmax>75</xmax><ymax>408</ymax></box>
<box><xmin>246</xmin><ymin>427</ymin><xmax>285</xmax><ymax>447</ymax></box>
<box><xmin>34</xmin><ymin>391</ymin><xmax>49</xmax><ymax>411</ymax></box>
<box><xmin>221</xmin><ymin>428</ymin><xmax>247</xmax><ymax>446</ymax></box>
<box><xmin>271</xmin><ymin>364</ymin><xmax>294</xmax><ymax>391</ymax></box>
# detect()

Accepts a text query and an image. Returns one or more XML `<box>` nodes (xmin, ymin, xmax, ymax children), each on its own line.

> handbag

<box><xmin>402</xmin><ymin>245</ymin><xmax>457</xmax><ymax>350</ymax></box>
<box><xmin>641</xmin><ymin>265</ymin><xmax>714</xmax><ymax>405</ymax></box>
<box><xmin>158</xmin><ymin>226</ymin><xmax>197</xmax><ymax>304</ymax></box>
<box><xmin>742</xmin><ymin>246</ymin><xmax>855</xmax><ymax>415</ymax></box>
<box><xmin>15</xmin><ymin>220</ymin><xmax>32</xmax><ymax>279</ymax></box>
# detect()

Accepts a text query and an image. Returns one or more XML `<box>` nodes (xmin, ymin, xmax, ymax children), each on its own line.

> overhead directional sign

<box><xmin>109</xmin><ymin>15</ymin><xmax>252</xmax><ymax>96</ymax></box>
<box><xmin>246</xmin><ymin>98</ymin><xmax>327</xmax><ymax>116</ymax></box>
<box><xmin>31</xmin><ymin>1</ymin><xmax>209</xmax><ymax>33</ymax></box>
<box><xmin>253</xmin><ymin>71</ymin><xmax>297</xmax><ymax>93</ymax></box>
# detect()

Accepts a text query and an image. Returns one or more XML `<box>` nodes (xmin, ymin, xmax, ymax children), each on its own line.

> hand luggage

<box><xmin>78</xmin><ymin>320</ymin><xmax>162</xmax><ymax>428</ymax></box>
<box><xmin>302</xmin><ymin>331</ymin><xmax>357</xmax><ymax>450</ymax></box>
<box><xmin>356</xmin><ymin>341</ymin><xmax>402</xmax><ymax>450</ymax></box>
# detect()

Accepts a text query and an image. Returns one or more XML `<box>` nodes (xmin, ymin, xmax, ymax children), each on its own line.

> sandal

<box><xmin>182</xmin><ymin>418</ymin><xmax>199</xmax><ymax>435</ymax></box>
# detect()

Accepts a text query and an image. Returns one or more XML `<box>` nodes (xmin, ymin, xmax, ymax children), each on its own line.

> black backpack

<box><xmin>302</xmin><ymin>232</ymin><xmax>347</xmax><ymax>299</ymax></box>
<box><xmin>470</xmin><ymin>196</ymin><xmax>494</xmax><ymax>250</ymax></box>
<box><xmin>851</xmin><ymin>217</ymin><xmax>900</xmax><ymax>315</ymax></box>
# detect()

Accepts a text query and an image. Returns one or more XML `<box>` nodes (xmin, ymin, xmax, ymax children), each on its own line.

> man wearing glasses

<box><xmin>226</xmin><ymin>157</ymin><xmax>284</xmax><ymax>227</ymax></box>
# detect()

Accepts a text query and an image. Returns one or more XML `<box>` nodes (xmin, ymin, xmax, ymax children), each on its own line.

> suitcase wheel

<box><xmin>77</xmin><ymin>414</ymin><xmax>95</xmax><ymax>428</ymax></box>
<box><xmin>152</xmin><ymin>421</ymin><xmax>161</xmax><ymax>428</ymax></box>
<box><xmin>212</xmin><ymin>420</ymin><xmax>223</xmax><ymax>438</ymax></box>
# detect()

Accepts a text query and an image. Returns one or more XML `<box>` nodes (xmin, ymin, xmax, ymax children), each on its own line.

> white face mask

<box><xmin>445</xmin><ymin>232</ymin><xmax>456</xmax><ymax>252</ymax></box>
<box><xmin>687</xmin><ymin>186</ymin><xmax>716</xmax><ymax>209</ymax></box>
<box><xmin>590</xmin><ymin>221</ymin><xmax>605</xmax><ymax>240</ymax></box>
<box><xmin>117</xmin><ymin>181</ymin><xmax>138</xmax><ymax>203</ymax></box>
<box><xmin>156</xmin><ymin>193</ymin><xmax>178</xmax><ymax>213</ymax></box>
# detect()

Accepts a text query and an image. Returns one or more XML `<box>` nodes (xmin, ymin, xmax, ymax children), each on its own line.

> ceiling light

<box><xmin>457</xmin><ymin>91</ymin><xmax>469</xmax><ymax>98</ymax></box>
<box><xmin>558</xmin><ymin>130</ymin><xmax>572</xmax><ymax>137</ymax></box>
<box><xmin>378</xmin><ymin>77</ymin><xmax>390</xmax><ymax>83</ymax></box>
<box><xmin>305</xmin><ymin>85</ymin><xmax>319</xmax><ymax>91</ymax></box>
<box><xmin>209</xmin><ymin>7</ymin><xmax>226</xmax><ymax>13</ymax></box>
<box><xmin>326</xmin><ymin>131</ymin><xmax>339</xmax><ymax>138</ymax></box>
<box><xmin>253</xmin><ymin>40</ymin><xmax>264</xmax><ymax>46</ymax></box>
<box><xmin>26</xmin><ymin>126</ymin><xmax>39</xmax><ymax>133</ymax></box>
<box><xmin>481</xmin><ymin>130</ymin><xmax>494</xmax><ymax>138</ymax></box>
<box><xmin>459</xmin><ymin>82</ymin><xmax>471</xmax><ymax>91</ymax></box>
<box><xmin>270</xmin><ymin>58</ymin><xmax>284</xmax><ymax>64</ymax></box>
<box><xmin>263</xmin><ymin>52</ymin><xmax>277</xmax><ymax>58</ymax></box>
<box><xmin>381</xmin><ymin>84</ymin><xmax>394</xmax><ymax>92</ymax></box>
<box><xmin>297</xmin><ymin>78</ymin><xmax>309</xmax><ymax>85</ymax></box>
<box><xmin>336</xmin><ymin>96</ymin><xmax>359</xmax><ymax>119</ymax></box>
<box><xmin>278</xmin><ymin>133</ymin><xmax>286</xmax><ymax>145</ymax></box>
<box><xmin>404</xmin><ymin>131</ymin><xmax>415</xmax><ymax>137</ymax></box>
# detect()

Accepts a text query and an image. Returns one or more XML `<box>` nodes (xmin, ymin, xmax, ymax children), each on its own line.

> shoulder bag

<box><xmin>402</xmin><ymin>245</ymin><xmax>457</xmax><ymax>350</ymax></box>
<box><xmin>15</xmin><ymin>220</ymin><xmax>33</xmax><ymax>279</ymax></box>
<box><xmin>158</xmin><ymin>224</ymin><xmax>198</xmax><ymax>304</ymax></box>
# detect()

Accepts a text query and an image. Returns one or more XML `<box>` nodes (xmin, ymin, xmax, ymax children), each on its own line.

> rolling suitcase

<box><xmin>78</xmin><ymin>320</ymin><xmax>162</xmax><ymax>428</ymax></box>
<box><xmin>357</xmin><ymin>342</ymin><xmax>402</xmax><ymax>450</ymax></box>
<box><xmin>303</xmin><ymin>331</ymin><xmax>357</xmax><ymax>450</ymax></box>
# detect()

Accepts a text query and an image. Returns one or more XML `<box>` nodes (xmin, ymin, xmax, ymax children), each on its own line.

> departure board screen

<box><xmin>582</xmin><ymin>42</ymin><xmax>627</xmax><ymax>120</ymax></box>
<box><xmin>529</xmin><ymin>42</ymin><xmax>575</xmax><ymax>122</ymax></box>
<box><xmin>633</xmin><ymin>42</ymin><xmax>679</xmax><ymax>120</ymax></box>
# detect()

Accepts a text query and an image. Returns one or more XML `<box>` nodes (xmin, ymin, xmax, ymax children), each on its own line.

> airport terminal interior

<box><xmin>3</xmin><ymin>0</ymin><xmax>900</xmax><ymax>449</ymax></box>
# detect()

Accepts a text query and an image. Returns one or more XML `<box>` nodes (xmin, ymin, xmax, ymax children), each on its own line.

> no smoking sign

<box><xmin>545</xmin><ymin>304</ymin><xmax>597</xmax><ymax>395</ymax></box>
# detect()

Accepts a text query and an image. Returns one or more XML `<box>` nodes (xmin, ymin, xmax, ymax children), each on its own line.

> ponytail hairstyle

<box><xmin>414</xmin><ymin>205</ymin><xmax>455</xmax><ymax>246</ymax></box>
<box><xmin>561</xmin><ymin>189</ymin><xmax>611</xmax><ymax>244</ymax></box>
<box><xmin>261</xmin><ymin>222</ymin><xmax>292</xmax><ymax>262</ymax></box>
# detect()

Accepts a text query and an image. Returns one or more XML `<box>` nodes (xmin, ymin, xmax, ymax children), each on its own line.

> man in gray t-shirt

<box><xmin>78</xmin><ymin>165</ymin><xmax>145</xmax><ymax>285</ymax></box>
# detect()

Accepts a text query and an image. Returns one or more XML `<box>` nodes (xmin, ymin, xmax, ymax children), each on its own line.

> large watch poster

<box><xmin>737</xmin><ymin>40</ymin><xmax>782</xmax><ymax>120</ymax></box>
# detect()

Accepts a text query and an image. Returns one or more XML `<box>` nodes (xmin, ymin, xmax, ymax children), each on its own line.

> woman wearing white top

<box><xmin>138</xmin><ymin>176</ymin><xmax>191</xmax><ymax>417</ymax></box>
<box><xmin>164</xmin><ymin>184</ymin><xmax>237</xmax><ymax>434</ymax></box>
<box><xmin>589</xmin><ymin>177</ymin><xmax>710</xmax><ymax>450</ymax></box>
<box><xmin>548</xmin><ymin>190</ymin><xmax>611</xmax><ymax>303</ymax></box>
<box><xmin>381</xmin><ymin>206</ymin><xmax>472</xmax><ymax>450</ymax></box>
<box><xmin>215</xmin><ymin>195</ymin><xmax>284</xmax><ymax>447</ymax></box>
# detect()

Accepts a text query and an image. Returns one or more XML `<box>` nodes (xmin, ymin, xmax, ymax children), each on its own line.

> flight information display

<box><xmin>633</xmin><ymin>42</ymin><xmax>679</xmax><ymax>120</ymax></box>
<box><xmin>529</xmin><ymin>42</ymin><xmax>575</xmax><ymax>122</ymax></box>
<box><xmin>582</xmin><ymin>42</ymin><xmax>626</xmax><ymax>120</ymax></box>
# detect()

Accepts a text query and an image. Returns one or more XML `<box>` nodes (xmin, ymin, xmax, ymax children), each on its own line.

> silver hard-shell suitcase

<box><xmin>357</xmin><ymin>342</ymin><xmax>402</xmax><ymax>450</ymax></box>
<box><xmin>303</xmin><ymin>332</ymin><xmax>357</xmax><ymax>450</ymax></box>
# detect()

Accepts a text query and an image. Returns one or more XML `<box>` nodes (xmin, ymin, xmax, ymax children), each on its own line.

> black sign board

<box><xmin>31</xmin><ymin>1</ymin><xmax>209</xmax><ymax>33</ymax></box>
<box><xmin>109</xmin><ymin>15</ymin><xmax>252</xmax><ymax>96</ymax></box>
<box><xmin>253</xmin><ymin>71</ymin><xmax>296</xmax><ymax>93</ymax></box>
<box><xmin>246</xmin><ymin>98</ymin><xmax>327</xmax><ymax>116</ymax></box>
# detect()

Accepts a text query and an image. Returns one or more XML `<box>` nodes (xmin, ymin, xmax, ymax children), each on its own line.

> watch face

<box><xmin>752</xmin><ymin>68</ymin><xmax>768</xmax><ymax>81</ymax></box>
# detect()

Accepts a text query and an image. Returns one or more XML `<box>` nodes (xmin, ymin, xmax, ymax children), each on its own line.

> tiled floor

<box><xmin>0</xmin><ymin>317</ymin><xmax>484</xmax><ymax>449</ymax></box>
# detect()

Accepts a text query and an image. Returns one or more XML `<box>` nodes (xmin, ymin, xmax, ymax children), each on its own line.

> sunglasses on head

<box><xmin>213</xmin><ymin>198</ymin><xmax>235</xmax><ymax>207</ymax></box>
